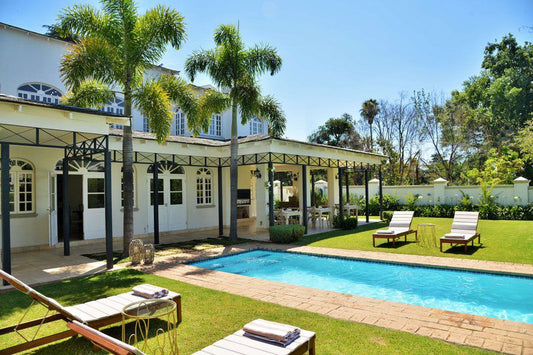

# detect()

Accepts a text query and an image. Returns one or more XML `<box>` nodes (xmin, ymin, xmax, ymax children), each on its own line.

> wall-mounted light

<box><xmin>250</xmin><ymin>169</ymin><xmax>262</xmax><ymax>179</ymax></box>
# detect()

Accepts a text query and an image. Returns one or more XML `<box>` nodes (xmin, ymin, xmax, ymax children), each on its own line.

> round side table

<box><xmin>122</xmin><ymin>299</ymin><xmax>178</xmax><ymax>354</ymax></box>
<box><xmin>417</xmin><ymin>223</ymin><xmax>437</xmax><ymax>248</ymax></box>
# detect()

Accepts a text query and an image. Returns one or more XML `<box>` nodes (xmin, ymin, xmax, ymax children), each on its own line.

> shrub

<box><xmin>367</xmin><ymin>193</ymin><xmax>400</xmax><ymax>215</ymax></box>
<box><xmin>394</xmin><ymin>203</ymin><xmax>533</xmax><ymax>220</ymax></box>
<box><xmin>332</xmin><ymin>215</ymin><xmax>358</xmax><ymax>230</ymax></box>
<box><xmin>269</xmin><ymin>224</ymin><xmax>305</xmax><ymax>243</ymax></box>
<box><xmin>382</xmin><ymin>211</ymin><xmax>393</xmax><ymax>222</ymax></box>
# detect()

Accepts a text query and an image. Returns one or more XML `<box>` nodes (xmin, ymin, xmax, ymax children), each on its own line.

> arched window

<box><xmin>103</xmin><ymin>98</ymin><xmax>125</xmax><ymax>129</ymax></box>
<box><xmin>250</xmin><ymin>117</ymin><xmax>263</xmax><ymax>135</ymax></box>
<box><xmin>55</xmin><ymin>158</ymin><xmax>105</xmax><ymax>209</ymax></box>
<box><xmin>55</xmin><ymin>158</ymin><xmax>105</xmax><ymax>172</ymax></box>
<box><xmin>147</xmin><ymin>161</ymin><xmax>185</xmax><ymax>175</ymax></box>
<box><xmin>196</xmin><ymin>168</ymin><xmax>212</xmax><ymax>205</ymax></box>
<box><xmin>17</xmin><ymin>83</ymin><xmax>62</xmax><ymax>104</ymax></box>
<box><xmin>1</xmin><ymin>159</ymin><xmax>35</xmax><ymax>213</ymax></box>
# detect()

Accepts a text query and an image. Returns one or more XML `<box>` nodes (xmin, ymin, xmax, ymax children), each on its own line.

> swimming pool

<box><xmin>191</xmin><ymin>250</ymin><xmax>533</xmax><ymax>324</ymax></box>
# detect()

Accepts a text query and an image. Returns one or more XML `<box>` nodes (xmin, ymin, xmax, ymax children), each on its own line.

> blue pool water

<box><xmin>191</xmin><ymin>250</ymin><xmax>533</xmax><ymax>323</ymax></box>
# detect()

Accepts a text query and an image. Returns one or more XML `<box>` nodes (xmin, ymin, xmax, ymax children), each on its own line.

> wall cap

<box><xmin>433</xmin><ymin>177</ymin><xmax>448</xmax><ymax>184</ymax></box>
<box><xmin>369</xmin><ymin>178</ymin><xmax>379</xmax><ymax>183</ymax></box>
<box><xmin>513</xmin><ymin>176</ymin><xmax>530</xmax><ymax>184</ymax></box>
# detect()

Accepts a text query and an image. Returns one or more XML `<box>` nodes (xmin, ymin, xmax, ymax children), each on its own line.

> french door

<box><xmin>147</xmin><ymin>172</ymin><xmax>186</xmax><ymax>232</ymax></box>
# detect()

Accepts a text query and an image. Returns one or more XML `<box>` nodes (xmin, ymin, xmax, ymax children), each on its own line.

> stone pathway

<box><xmin>138</xmin><ymin>244</ymin><xmax>533</xmax><ymax>355</ymax></box>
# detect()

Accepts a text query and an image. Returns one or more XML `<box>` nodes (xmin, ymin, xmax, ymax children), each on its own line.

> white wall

<box><xmin>347</xmin><ymin>178</ymin><xmax>532</xmax><ymax>206</ymax></box>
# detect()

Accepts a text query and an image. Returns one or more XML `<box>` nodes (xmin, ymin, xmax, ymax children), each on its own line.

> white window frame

<box><xmin>175</xmin><ymin>109</ymin><xmax>186</xmax><ymax>136</ymax></box>
<box><xmin>208</xmin><ymin>114</ymin><xmax>222</xmax><ymax>136</ymax></box>
<box><xmin>17</xmin><ymin>83</ymin><xmax>62</xmax><ymax>104</ymax></box>
<box><xmin>4</xmin><ymin>159</ymin><xmax>35</xmax><ymax>214</ymax></box>
<box><xmin>250</xmin><ymin>117</ymin><xmax>263</xmax><ymax>135</ymax></box>
<box><xmin>143</xmin><ymin>118</ymin><xmax>152</xmax><ymax>133</ymax></box>
<box><xmin>196</xmin><ymin>168</ymin><xmax>213</xmax><ymax>205</ymax></box>
<box><xmin>103</xmin><ymin>98</ymin><xmax>125</xmax><ymax>129</ymax></box>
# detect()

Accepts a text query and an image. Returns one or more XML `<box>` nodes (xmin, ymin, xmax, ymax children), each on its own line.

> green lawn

<box><xmin>0</xmin><ymin>269</ymin><xmax>490</xmax><ymax>354</ymax></box>
<box><xmin>298</xmin><ymin>217</ymin><xmax>533</xmax><ymax>264</ymax></box>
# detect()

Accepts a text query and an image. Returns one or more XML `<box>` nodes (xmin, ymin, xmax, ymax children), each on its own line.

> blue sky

<box><xmin>1</xmin><ymin>0</ymin><xmax>532</xmax><ymax>140</ymax></box>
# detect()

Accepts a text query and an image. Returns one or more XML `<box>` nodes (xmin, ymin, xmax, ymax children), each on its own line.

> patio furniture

<box><xmin>372</xmin><ymin>211</ymin><xmax>417</xmax><ymax>247</ymax></box>
<box><xmin>0</xmin><ymin>269</ymin><xmax>182</xmax><ymax>354</ymax></box>
<box><xmin>440</xmin><ymin>211</ymin><xmax>481</xmax><ymax>252</ymax></box>
<box><xmin>67</xmin><ymin>320</ymin><xmax>145</xmax><ymax>355</ymax></box>
<box><xmin>281</xmin><ymin>209</ymin><xmax>302</xmax><ymax>225</ymax></box>
<box><xmin>122</xmin><ymin>299</ymin><xmax>178</xmax><ymax>354</ymax></box>
<box><xmin>194</xmin><ymin>320</ymin><xmax>316</xmax><ymax>355</ymax></box>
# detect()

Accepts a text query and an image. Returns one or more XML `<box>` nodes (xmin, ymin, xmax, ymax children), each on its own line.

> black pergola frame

<box><xmin>0</xmin><ymin>122</ymin><xmax>113</xmax><ymax>285</ymax></box>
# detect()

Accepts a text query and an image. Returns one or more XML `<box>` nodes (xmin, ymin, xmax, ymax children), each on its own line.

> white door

<box><xmin>84</xmin><ymin>173</ymin><xmax>106</xmax><ymax>239</ymax></box>
<box><xmin>147</xmin><ymin>162</ymin><xmax>186</xmax><ymax>232</ymax></box>
<box><xmin>48</xmin><ymin>173</ymin><xmax>58</xmax><ymax>246</ymax></box>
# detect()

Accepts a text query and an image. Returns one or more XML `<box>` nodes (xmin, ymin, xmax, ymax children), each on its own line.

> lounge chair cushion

<box><xmin>442</xmin><ymin>233</ymin><xmax>476</xmax><ymax>240</ymax></box>
<box><xmin>64</xmin><ymin>290</ymin><xmax>180</xmax><ymax>323</ymax></box>
<box><xmin>389</xmin><ymin>211</ymin><xmax>414</xmax><ymax>229</ymax></box>
<box><xmin>375</xmin><ymin>228</ymin><xmax>409</xmax><ymax>236</ymax></box>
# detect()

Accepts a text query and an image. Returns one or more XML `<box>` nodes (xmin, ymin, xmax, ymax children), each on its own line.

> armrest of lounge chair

<box><xmin>67</xmin><ymin>321</ymin><xmax>146</xmax><ymax>355</ymax></box>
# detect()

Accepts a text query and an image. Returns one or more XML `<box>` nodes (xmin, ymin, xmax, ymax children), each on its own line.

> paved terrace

<box><xmin>136</xmin><ymin>243</ymin><xmax>533</xmax><ymax>355</ymax></box>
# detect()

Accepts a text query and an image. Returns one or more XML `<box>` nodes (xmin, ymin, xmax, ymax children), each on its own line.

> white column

<box><xmin>368</xmin><ymin>178</ymin><xmax>379</xmax><ymax>197</ymax></box>
<box><xmin>254</xmin><ymin>164</ymin><xmax>269</xmax><ymax>229</ymax></box>
<box><xmin>433</xmin><ymin>177</ymin><xmax>448</xmax><ymax>205</ymax></box>
<box><xmin>327</xmin><ymin>168</ymin><xmax>338</xmax><ymax>208</ymax></box>
<box><xmin>513</xmin><ymin>177</ymin><xmax>530</xmax><ymax>206</ymax></box>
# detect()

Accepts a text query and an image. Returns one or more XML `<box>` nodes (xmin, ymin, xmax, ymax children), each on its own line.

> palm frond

<box><xmin>101</xmin><ymin>0</ymin><xmax>137</xmax><ymax>34</ymax></box>
<box><xmin>197</xmin><ymin>90</ymin><xmax>231</xmax><ymax>133</ymax></box>
<box><xmin>134</xmin><ymin>5</ymin><xmax>186</xmax><ymax>65</ymax></box>
<box><xmin>213</xmin><ymin>24</ymin><xmax>242</xmax><ymax>48</ymax></box>
<box><xmin>60</xmin><ymin>36</ymin><xmax>119</xmax><ymax>89</ymax></box>
<box><xmin>246</xmin><ymin>44</ymin><xmax>282</xmax><ymax>76</ymax></box>
<box><xmin>133</xmin><ymin>80</ymin><xmax>173</xmax><ymax>143</ymax></box>
<box><xmin>258</xmin><ymin>95</ymin><xmax>286</xmax><ymax>138</ymax></box>
<box><xmin>234</xmin><ymin>75</ymin><xmax>261</xmax><ymax>123</ymax></box>
<box><xmin>185</xmin><ymin>49</ymin><xmax>218</xmax><ymax>83</ymax></box>
<box><xmin>56</xmin><ymin>4</ymin><xmax>120</xmax><ymax>44</ymax></box>
<box><xmin>60</xmin><ymin>79</ymin><xmax>114</xmax><ymax>108</ymax></box>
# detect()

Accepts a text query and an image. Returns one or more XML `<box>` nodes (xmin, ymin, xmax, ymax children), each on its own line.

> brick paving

<box><xmin>138</xmin><ymin>243</ymin><xmax>533</xmax><ymax>354</ymax></box>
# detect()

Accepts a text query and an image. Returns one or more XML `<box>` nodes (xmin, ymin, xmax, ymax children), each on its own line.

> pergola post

<box><xmin>153</xmin><ymin>161</ymin><xmax>160</xmax><ymax>244</ymax></box>
<box><xmin>345</xmin><ymin>169</ymin><xmax>350</xmax><ymax>205</ymax></box>
<box><xmin>311</xmin><ymin>171</ymin><xmax>315</xmax><ymax>207</ymax></box>
<box><xmin>104</xmin><ymin>150</ymin><xmax>113</xmax><ymax>270</ymax></box>
<box><xmin>302</xmin><ymin>165</ymin><xmax>307</xmax><ymax>234</ymax></box>
<box><xmin>338</xmin><ymin>167</ymin><xmax>344</xmax><ymax>220</ymax></box>
<box><xmin>218</xmin><ymin>166</ymin><xmax>223</xmax><ymax>237</ymax></box>
<box><xmin>62</xmin><ymin>155</ymin><xmax>70</xmax><ymax>256</ymax></box>
<box><xmin>1</xmin><ymin>143</ymin><xmax>11</xmax><ymax>284</ymax></box>
<box><xmin>379</xmin><ymin>168</ymin><xmax>383</xmax><ymax>221</ymax></box>
<box><xmin>268</xmin><ymin>162</ymin><xmax>274</xmax><ymax>226</ymax></box>
<box><xmin>365</xmin><ymin>168</ymin><xmax>370</xmax><ymax>223</ymax></box>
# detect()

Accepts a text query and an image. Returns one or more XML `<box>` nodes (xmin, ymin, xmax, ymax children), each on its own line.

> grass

<box><xmin>298</xmin><ymin>217</ymin><xmax>533</xmax><ymax>264</ymax></box>
<box><xmin>83</xmin><ymin>237</ymin><xmax>252</xmax><ymax>264</ymax></box>
<box><xmin>0</xmin><ymin>269</ymin><xmax>491</xmax><ymax>354</ymax></box>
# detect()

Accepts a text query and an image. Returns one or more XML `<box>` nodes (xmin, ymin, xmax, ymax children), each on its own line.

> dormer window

<box><xmin>209</xmin><ymin>114</ymin><xmax>222</xmax><ymax>136</ymax></box>
<box><xmin>17</xmin><ymin>83</ymin><xmax>62</xmax><ymax>104</ymax></box>
<box><xmin>250</xmin><ymin>117</ymin><xmax>263</xmax><ymax>135</ymax></box>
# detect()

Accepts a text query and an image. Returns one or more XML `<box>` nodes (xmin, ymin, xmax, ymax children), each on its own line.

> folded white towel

<box><xmin>376</xmin><ymin>229</ymin><xmax>395</xmax><ymax>235</ymax></box>
<box><xmin>132</xmin><ymin>284</ymin><xmax>169</xmax><ymax>299</ymax></box>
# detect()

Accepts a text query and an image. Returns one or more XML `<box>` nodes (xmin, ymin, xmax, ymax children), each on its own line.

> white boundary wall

<box><xmin>348</xmin><ymin>177</ymin><xmax>532</xmax><ymax>206</ymax></box>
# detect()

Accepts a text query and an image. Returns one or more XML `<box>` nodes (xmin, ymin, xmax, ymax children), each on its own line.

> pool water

<box><xmin>191</xmin><ymin>250</ymin><xmax>533</xmax><ymax>324</ymax></box>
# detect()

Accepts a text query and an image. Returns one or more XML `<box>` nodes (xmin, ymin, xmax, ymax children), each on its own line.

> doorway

<box><xmin>57</xmin><ymin>174</ymin><xmax>84</xmax><ymax>241</ymax></box>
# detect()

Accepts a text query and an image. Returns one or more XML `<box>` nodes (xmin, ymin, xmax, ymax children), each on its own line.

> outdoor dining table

<box><xmin>280</xmin><ymin>208</ymin><xmax>302</xmax><ymax>224</ymax></box>
<box><xmin>335</xmin><ymin>204</ymin><xmax>359</xmax><ymax>217</ymax></box>
<box><xmin>308</xmin><ymin>206</ymin><xmax>333</xmax><ymax>227</ymax></box>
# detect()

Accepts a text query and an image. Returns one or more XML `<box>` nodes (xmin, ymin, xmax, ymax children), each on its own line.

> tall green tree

<box><xmin>185</xmin><ymin>24</ymin><xmax>286</xmax><ymax>241</ymax></box>
<box><xmin>308</xmin><ymin>113</ymin><xmax>363</xmax><ymax>149</ymax></box>
<box><xmin>360</xmin><ymin>99</ymin><xmax>380</xmax><ymax>150</ymax></box>
<box><xmin>56</xmin><ymin>0</ymin><xmax>225</xmax><ymax>255</ymax></box>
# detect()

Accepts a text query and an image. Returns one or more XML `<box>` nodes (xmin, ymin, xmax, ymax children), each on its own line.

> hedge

<box><xmin>269</xmin><ymin>224</ymin><xmax>305</xmax><ymax>243</ymax></box>
<box><xmin>332</xmin><ymin>215</ymin><xmax>359</xmax><ymax>230</ymax></box>
<box><xmin>363</xmin><ymin>194</ymin><xmax>533</xmax><ymax>220</ymax></box>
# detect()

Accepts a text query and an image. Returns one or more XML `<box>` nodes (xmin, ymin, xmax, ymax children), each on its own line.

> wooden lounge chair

<box><xmin>440</xmin><ymin>211</ymin><xmax>481</xmax><ymax>252</ymax></box>
<box><xmin>0</xmin><ymin>269</ymin><xmax>181</xmax><ymax>354</ymax></box>
<box><xmin>67</xmin><ymin>320</ymin><xmax>145</xmax><ymax>355</ymax></box>
<box><xmin>372</xmin><ymin>211</ymin><xmax>417</xmax><ymax>247</ymax></box>
<box><xmin>194</xmin><ymin>321</ymin><xmax>316</xmax><ymax>355</ymax></box>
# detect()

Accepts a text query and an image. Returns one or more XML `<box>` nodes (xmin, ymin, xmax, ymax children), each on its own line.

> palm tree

<box><xmin>57</xmin><ymin>0</ymin><xmax>225</xmax><ymax>256</ymax></box>
<box><xmin>360</xmin><ymin>99</ymin><xmax>380</xmax><ymax>151</ymax></box>
<box><xmin>185</xmin><ymin>24</ymin><xmax>286</xmax><ymax>241</ymax></box>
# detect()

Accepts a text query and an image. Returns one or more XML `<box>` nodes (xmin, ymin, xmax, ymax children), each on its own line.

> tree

<box><xmin>450</xmin><ymin>35</ymin><xmax>533</xmax><ymax>154</ymax></box>
<box><xmin>516</xmin><ymin>119</ymin><xmax>533</xmax><ymax>162</ymax></box>
<box><xmin>56</xmin><ymin>0</ymin><xmax>225</xmax><ymax>256</ymax></box>
<box><xmin>466</xmin><ymin>146</ymin><xmax>523</xmax><ymax>186</ymax></box>
<box><xmin>308</xmin><ymin>113</ymin><xmax>363</xmax><ymax>149</ymax></box>
<box><xmin>185</xmin><ymin>24</ymin><xmax>286</xmax><ymax>241</ymax></box>
<box><xmin>360</xmin><ymin>99</ymin><xmax>379</xmax><ymax>150</ymax></box>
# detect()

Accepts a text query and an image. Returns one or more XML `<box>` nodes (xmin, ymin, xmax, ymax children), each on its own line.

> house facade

<box><xmin>0</xmin><ymin>22</ymin><xmax>384</xmax><ymax>275</ymax></box>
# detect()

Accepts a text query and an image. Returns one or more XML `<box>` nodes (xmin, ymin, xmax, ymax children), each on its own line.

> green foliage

<box><xmin>457</xmin><ymin>191</ymin><xmax>474</xmax><ymax>211</ymax></box>
<box><xmin>382</xmin><ymin>211</ymin><xmax>393</xmax><ymax>222</ymax></box>
<box><xmin>466</xmin><ymin>146</ymin><xmax>523</xmax><ymax>186</ymax></box>
<box><xmin>516</xmin><ymin>119</ymin><xmax>533</xmax><ymax>162</ymax></box>
<box><xmin>405</xmin><ymin>192</ymin><xmax>421</xmax><ymax>211</ymax></box>
<box><xmin>308</xmin><ymin>113</ymin><xmax>363</xmax><ymax>149</ymax></box>
<box><xmin>269</xmin><ymin>224</ymin><xmax>305</xmax><ymax>243</ymax></box>
<box><xmin>332</xmin><ymin>215</ymin><xmax>358</xmax><ymax>230</ymax></box>
<box><xmin>395</xmin><ymin>203</ymin><xmax>533</xmax><ymax>220</ymax></box>
<box><xmin>367</xmin><ymin>194</ymin><xmax>400</xmax><ymax>215</ymax></box>
<box><xmin>312</xmin><ymin>190</ymin><xmax>328</xmax><ymax>206</ymax></box>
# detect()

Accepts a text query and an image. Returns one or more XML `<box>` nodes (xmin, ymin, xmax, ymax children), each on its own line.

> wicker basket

<box><xmin>129</xmin><ymin>239</ymin><xmax>145</xmax><ymax>265</ymax></box>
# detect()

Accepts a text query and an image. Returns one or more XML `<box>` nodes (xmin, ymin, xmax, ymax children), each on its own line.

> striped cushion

<box><xmin>389</xmin><ymin>211</ymin><xmax>414</xmax><ymax>229</ymax></box>
<box><xmin>451</xmin><ymin>211</ymin><xmax>479</xmax><ymax>234</ymax></box>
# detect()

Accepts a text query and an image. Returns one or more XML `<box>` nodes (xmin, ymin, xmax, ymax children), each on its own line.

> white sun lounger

<box><xmin>440</xmin><ymin>211</ymin><xmax>481</xmax><ymax>252</ymax></box>
<box><xmin>372</xmin><ymin>211</ymin><xmax>417</xmax><ymax>247</ymax></box>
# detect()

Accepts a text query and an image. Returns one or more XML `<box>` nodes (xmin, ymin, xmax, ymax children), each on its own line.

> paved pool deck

<box><xmin>137</xmin><ymin>243</ymin><xmax>533</xmax><ymax>355</ymax></box>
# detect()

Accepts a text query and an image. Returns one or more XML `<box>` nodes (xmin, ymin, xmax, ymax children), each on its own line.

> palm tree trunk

<box><xmin>369</xmin><ymin>123</ymin><xmax>373</xmax><ymax>151</ymax></box>
<box><xmin>229</xmin><ymin>100</ymin><xmax>238</xmax><ymax>241</ymax></box>
<box><xmin>122</xmin><ymin>88</ymin><xmax>134</xmax><ymax>256</ymax></box>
